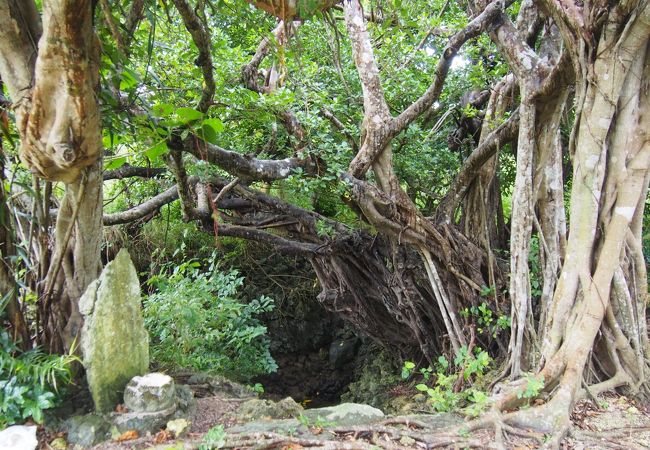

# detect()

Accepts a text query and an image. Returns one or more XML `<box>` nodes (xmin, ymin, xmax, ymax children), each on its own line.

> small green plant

<box><xmin>249</xmin><ymin>383</ymin><xmax>265</xmax><ymax>394</ymax></box>
<box><xmin>0</xmin><ymin>331</ymin><xmax>78</xmax><ymax>427</ymax></box>
<box><xmin>144</xmin><ymin>254</ymin><xmax>277</xmax><ymax>382</ymax></box>
<box><xmin>199</xmin><ymin>424</ymin><xmax>226</xmax><ymax>450</ymax></box>
<box><xmin>460</xmin><ymin>302</ymin><xmax>510</xmax><ymax>337</ymax></box>
<box><xmin>517</xmin><ymin>373</ymin><xmax>545</xmax><ymax>399</ymax></box>
<box><xmin>405</xmin><ymin>347</ymin><xmax>492</xmax><ymax>414</ymax></box>
<box><xmin>401</xmin><ymin>361</ymin><xmax>416</xmax><ymax>379</ymax></box>
<box><xmin>315</xmin><ymin>219</ymin><xmax>335</xmax><ymax>238</ymax></box>
<box><xmin>297</xmin><ymin>414</ymin><xmax>334</xmax><ymax>428</ymax></box>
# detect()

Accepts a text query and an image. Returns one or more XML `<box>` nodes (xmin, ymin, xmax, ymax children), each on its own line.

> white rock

<box><xmin>124</xmin><ymin>372</ymin><xmax>176</xmax><ymax>412</ymax></box>
<box><xmin>0</xmin><ymin>425</ymin><xmax>38</xmax><ymax>450</ymax></box>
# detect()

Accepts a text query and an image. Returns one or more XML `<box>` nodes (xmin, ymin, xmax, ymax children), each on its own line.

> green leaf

<box><xmin>176</xmin><ymin>107</ymin><xmax>203</xmax><ymax>124</ymax></box>
<box><xmin>415</xmin><ymin>383</ymin><xmax>429</xmax><ymax>392</ymax></box>
<box><xmin>119</xmin><ymin>69</ymin><xmax>139</xmax><ymax>90</ymax></box>
<box><xmin>105</xmin><ymin>156</ymin><xmax>127</xmax><ymax>170</ymax></box>
<box><xmin>404</xmin><ymin>361</ymin><xmax>416</xmax><ymax>370</ymax></box>
<box><xmin>144</xmin><ymin>141</ymin><xmax>168</xmax><ymax>161</ymax></box>
<box><xmin>152</xmin><ymin>103</ymin><xmax>175</xmax><ymax>118</ymax></box>
<box><xmin>202</xmin><ymin>118</ymin><xmax>224</xmax><ymax>133</ymax></box>
<box><xmin>198</xmin><ymin>118</ymin><xmax>224</xmax><ymax>144</ymax></box>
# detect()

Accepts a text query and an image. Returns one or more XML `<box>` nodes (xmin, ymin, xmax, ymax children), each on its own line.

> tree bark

<box><xmin>0</xmin><ymin>0</ymin><xmax>104</xmax><ymax>351</ymax></box>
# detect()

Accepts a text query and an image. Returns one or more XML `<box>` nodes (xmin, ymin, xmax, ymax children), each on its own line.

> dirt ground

<box><xmin>37</xmin><ymin>390</ymin><xmax>650</xmax><ymax>449</ymax></box>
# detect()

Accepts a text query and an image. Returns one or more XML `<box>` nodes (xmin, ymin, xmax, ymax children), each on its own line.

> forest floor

<box><xmin>44</xmin><ymin>389</ymin><xmax>650</xmax><ymax>450</ymax></box>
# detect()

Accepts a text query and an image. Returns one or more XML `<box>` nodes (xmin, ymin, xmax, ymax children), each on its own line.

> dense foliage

<box><xmin>144</xmin><ymin>256</ymin><xmax>277</xmax><ymax>381</ymax></box>
<box><xmin>0</xmin><ymin>332</ymin><xmax>77</xmax><ymax>427</ymax></box>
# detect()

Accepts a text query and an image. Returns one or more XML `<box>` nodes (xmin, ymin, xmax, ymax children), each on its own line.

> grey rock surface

<box><xmin>80</xmin><ymin>249</ymin><xmax>149</xmax><ymax>413</ymax></box>
<box><xmin>235</xmin><ymin>397</ymin><xmax>303</xmax><ymax>421</ymax></box>
<box><xmin>112</xmin><ymin>405</ymin><xmax>176</xmax><ymax>434</ymax></box>
<box><xmin>124</xmin><ymin>373</ymin><xmax>175</xmax><ymax>413</ymax></box>
<box><xmin>302</xmin><ymin>403</ymin><xmax>384</xmax><ymax>425</ymax></box>
<box><xmin>66</xmin><ymin>414</ymin><xmax>111</xmax><ymax>447</ymax></box>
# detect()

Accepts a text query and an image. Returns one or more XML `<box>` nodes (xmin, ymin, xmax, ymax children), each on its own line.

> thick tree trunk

<box><xmin>494</xmin><ymin>6</ymin><xmax>650</xmax><ymax>439</ymax></box>
<box><xmin>0</xmin><ymin>0</ymin><xmax>104</xmax><ymax>351</ymax></box>
<box><xmin>40</xmin><ymin>163</ymin><xmax>103</xmax><ymax>352</ymax></box>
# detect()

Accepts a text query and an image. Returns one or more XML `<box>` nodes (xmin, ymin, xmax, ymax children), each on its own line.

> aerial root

<box><xmin>568</xmin><ymin>427</ymin><xmax>650</xmax><ymax>450</ymax></box>
<box><xmin>222</xmin><ymin>431</ymin><xmax>376</xmax><ymax>450</ymax></box>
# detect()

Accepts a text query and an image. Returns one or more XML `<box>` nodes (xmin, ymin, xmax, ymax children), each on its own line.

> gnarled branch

<box><xmin>172</xmin><ymin>0</ymin><xmax>215</xmax><ymax>113</ymax></box>
<box><xmin>177</xmin><ymin>137</ymin><xmax>319</xmax><ymax>182</ymax></box>
<box><xmin>103</xmin><ymin>165</ymin><xmax>167</xmax><ymax>180</ymax></box>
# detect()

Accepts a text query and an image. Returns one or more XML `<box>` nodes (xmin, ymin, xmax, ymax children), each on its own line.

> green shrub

<box><xmin>143</xmin><ymin>256</ymin><xmax>277</xmax><ymax>382</ymax></box>
<box><xmin>402</xmin><ymin>346</ymin><xmax>492</xmax><ymax>415</ymax></box>
<box><xmin>0</xmin><ymin>332</ymin><xmax>77</xmax><ymax>428</ymax></box>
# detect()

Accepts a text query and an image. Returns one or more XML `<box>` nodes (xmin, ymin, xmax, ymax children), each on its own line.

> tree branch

<box><xmin>99</xmin><ymin>0</ymin><xmax>125</xmax><ymax>54</ymax></box>
<box><xmin>123</xmin><ymin>0</ymin><xmax>146</xmax><ymax>49</ymax></box>
<box><xmin>394</xmin><ymin>1</ymin><xmax>504</xmax><ymax>130</ymax></box>
<box><xmin>489</xmin><ymin>12</ymin><xmax>550</xmax><ymax>87</ymax></box>
<box><xmin>319</xmin><ymin>107</ymin><xmax>358</xmax><ymax>152</ymax></box>
<box><xmin>241</xmin><ymin>21</ymin><xmax>297</xmax><ymax>93</ymax></box>
<box><xmin>0</xmin><ymin>0</ymin><xmax>41</xmax><ymax>118</ymax></box>
<box><xmin>240</xmin><ymin>22</ymin><xmax>307</xmax><ymax>151</ymax></box>
<box><xmin>436</xmin><ymin>109</ymin><xmax>520</xmax><ymax>221</ymax></box>
<box><xmin>171</xmin><ymin>0</ymin><xmax>215</xmax><ymax>113</ymax></box>
<box><xmin>103</xmin><ymin>165</ymin><xmax>167</xmax><ymax>180</ymax></box>
<box><xmin>343</xmin><ymin>0</ymin><xmax>390</xmax><ymax>119</ymax></box>
<box><xmin>103</xmin><ymin>185</ymin><xmax>179</xmax><ymax>225</ymax></box>
<box><xmin>177</xmin><ymin>137</ymin><xmax>319</xmax><ymax>182</ymax></box>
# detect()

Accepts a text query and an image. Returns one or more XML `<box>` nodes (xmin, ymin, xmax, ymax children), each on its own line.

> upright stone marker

<box><xmin>80</xmin><ymin>249</ymin><xmax>149</xmax><ymax>412</ymax></box>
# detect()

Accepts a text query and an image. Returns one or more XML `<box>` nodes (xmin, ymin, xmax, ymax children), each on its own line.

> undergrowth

<box><xmin>143</xmin><ymin>254</ymin><xmax>277</xmax><ymax>382</ymax></box>
<box><xmin>402</xmin><ymin>346</ymin><xmax>492</xmax><ymax>416</ymax></box>
<box><xmin>0</xmin><ymin>331</ymin><xmax>77</xmax><ymax>428</ymax></box>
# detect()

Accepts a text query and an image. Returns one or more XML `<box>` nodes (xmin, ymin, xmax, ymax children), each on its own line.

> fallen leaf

<box><xmin>115</xmin><ymin>404</ymin><xmax>128</xmax><ymax>413</ymax></box>
<box><xmin>115</xmin><ymin>430</ymin><xmax>139</xmax><ymax>442</ymax></box>
<box><xmin>153</xmin><ymin>429</ymin><xmax>173</xmax><ymax>444</ymax></box>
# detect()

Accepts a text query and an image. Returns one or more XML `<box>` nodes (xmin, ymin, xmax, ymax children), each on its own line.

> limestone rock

<box><xmin>0</xmin><ymin>425</ymin><xmax>37</xmax><ymax>450</ymax></box>
<box><xmin>403</xmin><ymin>413</ymin><xmax>463</xmax><ymax>429</ymax></box>
<box><xmin>49</xmin><ymin>437</ymin><xmax>68</xmax><ymax>450</ymax></box>
<box><xmin>80</xmin><ymin>249</ymin><xmax>149</xmax><ymax>413</ymax></box>
<box><xmin>186</xmin><ymin>373</ymin><xmax>256</xmax><ymax>399</ymax></box>
<box><xmin>302</xmin><ymin>403</ymin><xmax>384</xmax><ymax>425</ymax></box>
<box><xmin>124</xmin><ymin>373</ymin><xmax>175</xmax><ymax>413</ymax></box>
<box><xmin>166</xmin><ymin>418</ymin><xmax>190</xmax><ymax>437</ymax></box>
<box><xmin>112</xmin><ymin>405</ymin><xmax>176</xmax><ymax>434</ymax></box>
<box><xmin>66</xmin><ymin>414</ymin><xmax>111</xmax><ymax>447</ymax></box>
<box><xmin>235</xmin><ymin>397</ymin><xmax>303</xmax><ymax>421</ymax></box>
<box><xmin>174</xmin><ymin>384</ymin><xmax>197</xmax><ymax>416</ymax></box>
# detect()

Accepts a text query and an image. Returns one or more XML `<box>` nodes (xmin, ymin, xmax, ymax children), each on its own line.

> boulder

<box><xmin>111</xmin><ymin>375</ymin><xmax>197</xmax><ymax>435</ymax></box>
<box><xmin>235</xmin><ymin>397</ymin><xmax>303</xmax><ymax>421</ymax></box>
<box><xmin>112</xmin><ymin>405</ymin><xmax>176</xmax><ymax>434</ymax></box>
<box><xmin>124</xmin><ymin>373</ymin><xmax>176</xmax><ymax>413</ymax></box>
<box><xmin>174</xmin><ymin>384</ymin><xmax>197</xmax><ymax>416</ymax></box>
<box><xmin>66</xmin><ymin>414</ymin><xmax>111</xmax><ymax>447</ymax></box>
<box><xmin>0</xmin><ymin>425</ymin><xmax>37</xmax><ymax>450</ymax></box>
<box><xmin>302</xmin><ymin>403</ymin><xmax>384</xmax><ymax>425</ymax></box>
<box><xmin>79</xmin><ymin>249</ymin><xmax>149</xmax><ymax>413</ymax></box>
<box><xmin>186</xmin><ymin>373</ymin><xmax>256</xmax><ymax>399</ymax></box>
